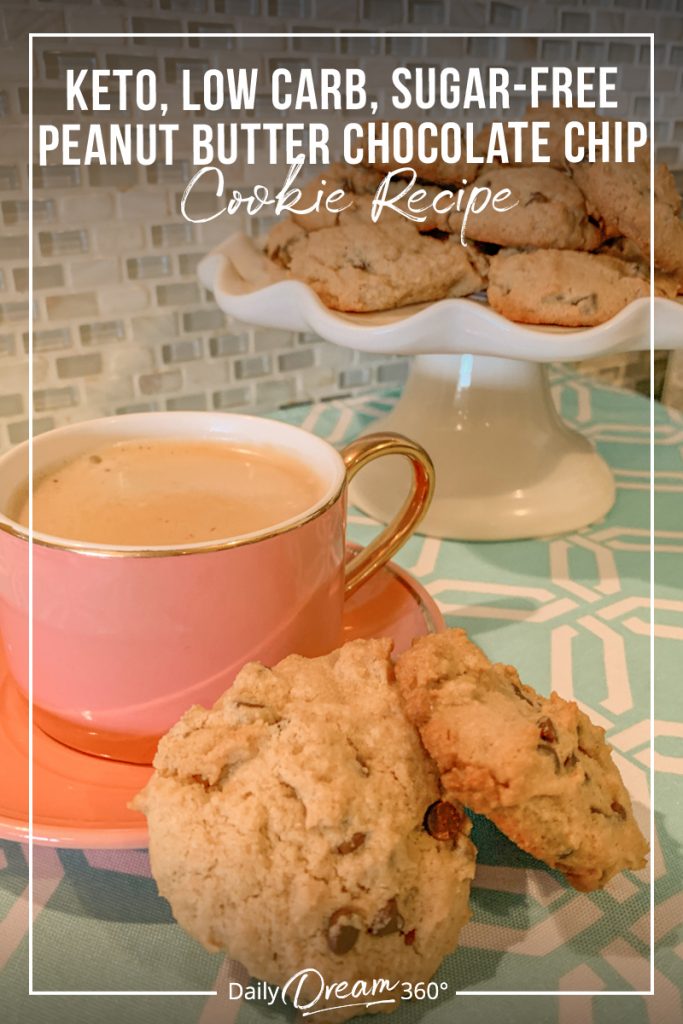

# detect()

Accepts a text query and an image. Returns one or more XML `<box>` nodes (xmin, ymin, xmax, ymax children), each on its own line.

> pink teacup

<box><xmin>0</xmin><ymin>412</ymin><xmax>433</xmax><ymax>763</ymax></box>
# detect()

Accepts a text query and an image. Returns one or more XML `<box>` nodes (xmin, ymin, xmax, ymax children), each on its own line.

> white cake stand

<box><xmin>199</xmin><ymin>235</ymin><xmax>683</xmax><ymax>540</ymax></box>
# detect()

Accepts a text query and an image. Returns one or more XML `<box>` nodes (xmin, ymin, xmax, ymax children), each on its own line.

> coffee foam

<box><xmin>12</xmin><ymin>438</ymin><xmax>327</xmax><ymax>547</ymax></box>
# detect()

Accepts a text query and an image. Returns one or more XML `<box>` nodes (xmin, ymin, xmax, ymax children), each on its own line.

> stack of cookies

<box><xmin>134</xmin><ymin>629</ymin><xmax>648</xmax><ymax>1018</ymax></box>
<box><xmin>266</xmin><ymin>109</ymin><xmax>683</xmax><ymax>326</ymax></box>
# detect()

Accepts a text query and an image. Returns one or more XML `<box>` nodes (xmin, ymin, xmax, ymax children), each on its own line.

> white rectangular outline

<box><xmin>26</xmin><ymin>30</ymin><xmax>655</xmax><ymax>1000</ymax></box>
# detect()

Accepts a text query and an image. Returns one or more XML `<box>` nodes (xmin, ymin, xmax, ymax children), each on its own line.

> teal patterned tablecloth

<box><xmin>1</xmin><ymin>371</ymin><xmax>681</xmax><ymax>1024</ymax></box>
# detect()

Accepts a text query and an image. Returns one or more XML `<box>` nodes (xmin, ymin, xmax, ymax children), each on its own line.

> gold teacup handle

<box><xmin>341</xmin><ymin>433</ymin><xmax>435</xmax><ymax>597</ymax></box>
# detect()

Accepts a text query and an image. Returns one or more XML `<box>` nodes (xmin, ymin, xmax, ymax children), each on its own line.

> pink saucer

<box><xmin>0</xmin><ymin>556</ymin><xmax>443</xmax><ymax>849</ymax></box>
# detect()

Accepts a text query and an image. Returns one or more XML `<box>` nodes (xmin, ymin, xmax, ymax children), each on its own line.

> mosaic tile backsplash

<box><xmin>1</xmin><ymin>0</ymin><xmax>683</xmax><ymax>449</ymax></box>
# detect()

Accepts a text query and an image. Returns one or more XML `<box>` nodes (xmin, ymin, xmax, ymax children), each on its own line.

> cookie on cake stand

<box><xmin>199</xmin><ymin>234</ymin><xmax>683</xmax><ymax>541</ymax></box>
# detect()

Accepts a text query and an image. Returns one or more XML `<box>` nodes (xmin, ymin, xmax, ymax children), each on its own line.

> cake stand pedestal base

<box><xmin>350</xmin><ymin>354</ymin><xmax>615</xmax><ymax>541</ymax></box>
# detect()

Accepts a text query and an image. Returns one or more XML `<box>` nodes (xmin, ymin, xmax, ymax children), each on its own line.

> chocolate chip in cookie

<box><xmin>327</xmin><ymin>908</ymin><xmax>362</xmax><ymax>955</ymax></box>
<box><xmin>368</xmin><ymin>898</ymin><xmax>404</xmax><ymax>937</ymax></box>
<box><xmin>336</xmin><ymin>832</ymin><xmax>366</xmax><ymax>855</ymax></box>
<box><xmin>538</xmin><ymin>717</ymin><xmax>558</xmax><ymax>744</ymax></box>
<box><xmin>424</xmin><ymin>800</ymin><xmax>466</xmax><ymax>841</ymax></box>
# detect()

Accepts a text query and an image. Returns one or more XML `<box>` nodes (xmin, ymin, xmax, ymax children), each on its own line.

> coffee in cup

<box><xmin>10</xmin><ymin>438</ymin><xmax>327</xmax><ymax>547</ymax></box>
<box><xmin>0</xmin><ymin>412</ymin><xmax>434</xmax><ymax>762</ymax></box>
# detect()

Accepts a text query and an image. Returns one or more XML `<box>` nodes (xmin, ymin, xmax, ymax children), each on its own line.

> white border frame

<box><xmin>25</xmin><ymin>30</ymin><xmax>655</xmax><ymax>1002</ymax></box>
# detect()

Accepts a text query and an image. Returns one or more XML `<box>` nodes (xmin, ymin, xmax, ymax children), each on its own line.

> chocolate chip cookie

<box><xmin>395</xmin><ymin>629</ymin><xmax>648</xmax><ymax>892</ymax></box>
<box><xmin>487</xmin><ymin>248</ymin><xmax>666</xmax><ymax>326</ymax></box>
<box><xmin>573</xmin><ymin>155</ymin><xmax>683</xmax><ymax>278</ymax></box>
<box><xmin>598</xmin><ymin>236</ymin><xmax>681</xmax><ymax>298</ymax></box>
<box><xmin>448</xmin><ymin>166</ymin><xmax>603</xmax><ymax>251</ymax></box>
<box><xmin>133</xmin><ymin>639</ymin><xmax>476</xmax><ymax>1019</ymax></box>
<box><xmin>267</xmin><ymin>191</ymin><xmax>485</xmax><ymax>312</ymax></box>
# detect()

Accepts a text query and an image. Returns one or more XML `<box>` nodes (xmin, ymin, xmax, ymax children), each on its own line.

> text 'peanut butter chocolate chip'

<box><xmin>337</xmin><ymin>832</ymin><xmax>366</xmax><ymax>855</ymax></box>
<box><xmin>327</xmin><ymin>908</ymin><xmax>360</xmax><ymax>955</ymax></box>
<box><xmin>538</xmin><ymin>717</ymin><xmax>558</xmax><ymax>743</ymax></box>
<box><xmin>424</xmin><ymin>801</ymin><xmax>465</xmax><ymax>841</ymax></box>
<box><xmin>369</xmin><ymin>898</ymin><xmax>404</xmax><ymax>937</ymax></box>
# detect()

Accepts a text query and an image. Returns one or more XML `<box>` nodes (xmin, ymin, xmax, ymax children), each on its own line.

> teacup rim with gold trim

<box><xmin>0</xmin><ymin>410</ymin><xmax>349</xmax><ymax>558</ymax></box>
<box><xmin>0</xmin><ymin>410</ymin><xmax>434</xmax><ymax>597</ymax></box>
